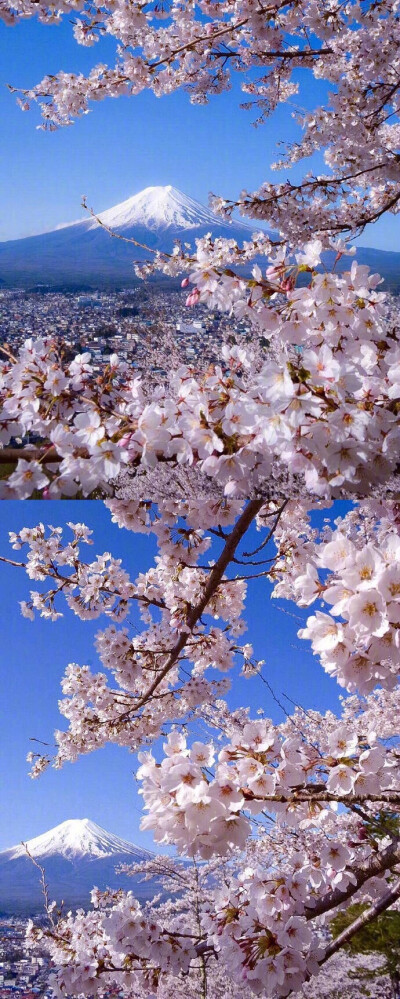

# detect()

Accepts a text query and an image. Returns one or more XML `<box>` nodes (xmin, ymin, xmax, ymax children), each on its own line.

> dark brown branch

<box><xmin>0</xmin><ymin>447</ymin><xmax>61</xmax><ymax>464</ymax></box>
<box><xmin>213</xmin><ymin>46</ymin><xmax>334</xmax><ymax>60</ymax></box>
<box><xmin>305</xmin><ymin>837</ymin><xmax>400</xmax><ymax>920</ymax></box>
<box><xmin>0</xmin><ymin>554</ymin><xmax>26</xmax><ymax>568</ymax></box>
<box><xmin>242</xmin><ymin>497</ymin><xmax>289</xmax><ymax>557</ymax></box>
<box><xmin>119</xmin><ymin>499</ymin><xmax>265</xmax><ymax>716</ymax></box>
<box><xmin>244</xmin><ymin>791</ymin><xmax>400</xmax><ymax>805</ymax></box>
<box><xmin>321</xmin><ymin>878</ymin><xmax>400</xmax><ymax>963</ymax></box>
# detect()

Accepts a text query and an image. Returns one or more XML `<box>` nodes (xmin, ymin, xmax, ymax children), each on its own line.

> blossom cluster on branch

<box><xmin>1</xmin><ymin>0</ymin><xmax>400</xmax><ymax>992</ymax></box>
<box><xmin>2</xmin><ymin>497</ymin><xmax>399</xmax><ymax>997</ymax></box>
<box><xmin>0</xmin><ymin>252</ymin><xmax>399</xmax><ymax>499</ymax></box>
<box><xmin>0</xmin><ymin>2</ymin><xmax>399</xmax><ymax>499</ymax></box>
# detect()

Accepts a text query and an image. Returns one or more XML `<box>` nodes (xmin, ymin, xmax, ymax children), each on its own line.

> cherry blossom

<box><xmin>2</xmin><ymin>497</ymin><xmax>400</xmax><ymax>997</ymax></box>
<box><xmin>0</xmin><ymin>3</ymin><xmax>398</xmax><ymax>498</ymax></box>
<box><xmin>0</xmin><ymin>254</ymin><xmax>399</xmax><ymax>499</ymax></box>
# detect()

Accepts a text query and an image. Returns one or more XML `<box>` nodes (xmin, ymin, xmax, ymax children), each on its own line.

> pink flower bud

<box><xmin>186</xmin><ymin>288</ymin><xmax>201</xmax><ymax>307</ymax></box>
<box><xmin>181</xmin><ymin>277</ymin><xmax>190</xmax><ymax>288</ymax></box>
<box><xmin>119</xmin><ymin>434</ymin><xmax>134</xmax><ymax>449</ymax></box>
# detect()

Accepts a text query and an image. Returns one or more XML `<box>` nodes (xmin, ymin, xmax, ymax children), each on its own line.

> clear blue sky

<box><xmin>0</xmin><ymin>499</ymin><xmax>352</xmax><ymax>853</ymax></box>
<box><xmin>0</xmin><ymin>17</ymin><xmax>398</xmax><ymax>250</ymax></box>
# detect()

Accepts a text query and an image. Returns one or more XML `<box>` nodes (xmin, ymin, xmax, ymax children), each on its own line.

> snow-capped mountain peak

<box><xmin>0</xmin><ymin>819</ymin><xmax>157</xmax><ymax>913</ymax></box>
<box><xmin>0</xmin><ymin>184</ymin><xmax>260</xmax><ymax>285</ymax></box>
<box><xmin>87</xmin><ymin>185</ymin><xmax>232</xmax><ymax>232</ymax></box>
<box><xmin>54</xmin><ymin>185</ymin><xmax>251</xmax><ymax>235</ymax></box>
<box><xmin>5</xmin><ymin>818</ymin><xmax>150</xmax><ymax>862</ymax></box>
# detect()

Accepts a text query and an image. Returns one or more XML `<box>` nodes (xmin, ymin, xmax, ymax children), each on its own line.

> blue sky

<box><xmin>0</xmin><ymin>499</ymin><xmax>351</xmax><ymax>853</ymax></box>
<box><xmin>0</xmin><ymin>17</ymin><xmax>398</xmax><ymax>250</ymax></box>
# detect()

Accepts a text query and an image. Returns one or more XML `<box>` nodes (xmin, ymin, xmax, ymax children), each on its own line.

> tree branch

<box><xmin>321</xmin><ymin>878</ymin><xmax>400</xmax><ymax>963</ymax></box>
<box><xmin>305</xmin><ymin>838</ymin><xmax>400</xmax><ymax>921</ymax></box>
<box><xmin>120</xmin><ymin>498</ymin><xmax>265</xmax><ymax>715</ymax></box>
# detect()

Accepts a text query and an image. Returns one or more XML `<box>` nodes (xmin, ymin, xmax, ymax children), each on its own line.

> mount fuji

<box><xmin>0</xmin><ymin>184</ymin><xmax>399</xmax><ymax>289</ymax></box>
<box><xmin>0</xmin><ymin>185</ymin><xmax>254</xmax><ymax>288</ymax></box>
<box><xmin>0</xmin><ymin>818</ymin><xmax>158</xmax><ymax>914</ymax></box>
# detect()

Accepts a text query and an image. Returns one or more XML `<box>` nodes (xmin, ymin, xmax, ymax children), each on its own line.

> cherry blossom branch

<box><xmin>121</xmin><ymin>498</ymin><xmax>264</xmax><ymax>715</ymax></box>
<box><xmin>243</xmin><ymin>791</ymin><xmax>400</xmax><ymax>805</ymax></box>
<box><xmin>306</xmin><ymin>838</ymin><xmax>400</xmax><ymax>920</ymax></box>
<box><xmin>23</xmin><ymin>844</ymin><xmax>57</xmax><ymax>927</ymax></box>
<box><xmin>320</xmin><ymin>878</ymin><xmax>400</xmax><ymax>964</ymax></box>
<box><xmin>0</xmin><ymin>447</ymin><xmax>61</xmax><ymax>464</ymax></box>
<box><xmin>0</xmin><ymin>554</ymin><xmax>26</xmax><ymax>569</ymax></box>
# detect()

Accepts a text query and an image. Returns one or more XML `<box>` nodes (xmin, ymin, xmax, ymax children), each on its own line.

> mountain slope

<box><xmin>76</xmin><ymin>185</ymin><xmax>238</xmax><ymax>233</ymax></box>
<box><xmin>0</xmin><ymin>185</ymin><xmax>254</xmax><ymax>287</ymax></box>
<box><xmin>0</xmin><ymin>185</ymin><xmax>398</xmax><ymax>289</ymax></box>
<box><xmin>0</xmin><ymin>819</ymin><xmax>157</xmax><ymax>915</ymax></box>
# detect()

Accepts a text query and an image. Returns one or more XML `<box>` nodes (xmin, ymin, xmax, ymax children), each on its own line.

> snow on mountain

<box><xmin>0</xmin><ymin>819</ymin><xmax>157</xmax><ymax>914</ymax></box>
<box><xmin>0</xmin><ymin>184</ymin><xmax>258</xmax><ymax>286</ymax></box>
<box><xmin>56</xmin><ymin>184</ymin><xmax>252</xmax><ymax>235</ymax></box>
<box><xmin>3</xmin><ymin>185</ymin><xmax>397</xmax><ymax>290</ymax></box>
<box><xmin>5</xmin><ymin>818</ymin><xmax>151</xmax><ymax>863</ymax></box>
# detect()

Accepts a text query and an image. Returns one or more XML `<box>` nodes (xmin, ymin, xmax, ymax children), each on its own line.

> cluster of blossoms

<box><xmin>138</xmin><ymin>719</ymin><xmax>399</xmax><ymax>858</ymax></box>
<box><xmin>27</xmin><ymin>856</ymin><xmax>259</xmax><ymax>999</ymax></box>
<box><xmin>2</xmin><ymin>497</ymin><xmax>400</xmax><ymax>997</ymax></box>
<box><xmin>9</xmin><ymin>520</ymin><xmax>135</xmax><ymax>622</ymax></box>
<box><xmin>27</xmin><ymin>892</ymin><xmax>198</xmax><ymax>997</ymax></box>
<box><xmin>270</xmin><ymin>505</ymin><xmax>400</xmax><ymax>694</ymax></box>
<box><xmin>0</xmin><ymin>255</ymin><xmax>399</xmax><ymax>499</ymax></box>
<box><xmin>2</xmin><ymin>0</ymin><xmax>400</xmax><ymax>510</ymax></box>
